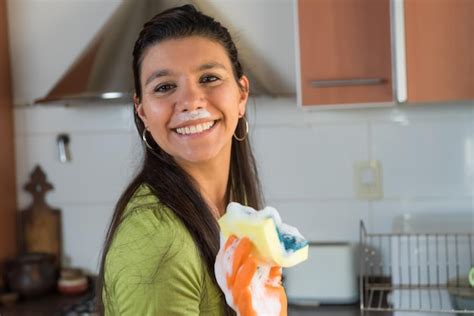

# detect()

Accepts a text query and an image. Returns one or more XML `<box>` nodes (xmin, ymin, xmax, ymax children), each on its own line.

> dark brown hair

<box><xmin>97</xmin><ymin>5</ymin><xmax>262</xmax><ymax>315</ymax></box>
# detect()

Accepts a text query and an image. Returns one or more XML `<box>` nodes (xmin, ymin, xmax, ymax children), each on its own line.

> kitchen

<box><xmin>0</xmin><ymin>0</ymin><xmax>473</xmax><ymax>315</ymax></box>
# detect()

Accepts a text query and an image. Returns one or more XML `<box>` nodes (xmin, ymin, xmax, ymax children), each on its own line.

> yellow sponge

<box><xmin>219</xmin><ymin>203</ymin><xmax>308</xmax><ymax>268</ymax></box>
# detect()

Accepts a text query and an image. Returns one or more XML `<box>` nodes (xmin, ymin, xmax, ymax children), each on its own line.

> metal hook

<box><xmin>57</xmin><ymin>133</ymin><xmax>72</xmax><ymax>163</ymax></box>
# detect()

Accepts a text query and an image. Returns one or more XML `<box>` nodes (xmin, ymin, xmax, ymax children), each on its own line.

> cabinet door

<box><xmin>0</xmin><ymin>0</ymin><xmax>17</xmax><ymax>262</ymax></box>
<box><xmin>297</xmin><ymin>0</ymin><xmax>393</xmax><ymax>107</ymax></box>
<box><xmin>405</xmin><ymin>0</ymin><xmax>474</xmax><ymax>102</ymax></box>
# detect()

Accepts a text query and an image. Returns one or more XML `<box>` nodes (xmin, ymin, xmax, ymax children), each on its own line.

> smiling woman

<box><xmin>96</xmin><ymin>5</ymin><xmax>266</xmax><ymax>316</ymax></box>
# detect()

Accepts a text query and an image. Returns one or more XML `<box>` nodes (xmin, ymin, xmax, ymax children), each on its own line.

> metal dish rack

<box><xmin>360</xmin><ymin>221</ymin><xmax>474</xmax><ymax>314</ymax></box>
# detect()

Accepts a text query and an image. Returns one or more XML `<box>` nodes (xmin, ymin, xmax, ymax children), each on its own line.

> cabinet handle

<box><xmin>311</xmin><ymin>78</ymin><xmax>385</xmax><ymax>88</ymax></box>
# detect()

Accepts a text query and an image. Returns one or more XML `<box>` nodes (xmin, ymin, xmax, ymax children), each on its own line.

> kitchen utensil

<box><xmin>18</xmin><ymin>166</ymin><xmax>62</xmax><ymax>267</ymax></box>
<box><xmin>5</xmin><ymin>252</ymin><xmax>58</xmax><ymax>298</ymax></box>
<box><xmin>58</xmin><ymin>268</ymin><xmax>88</xmax><ymax>295</ymax></box>
<box><xmin>0</xmin><ymin>292</ymin><xmax>19</xmax><ymax>306</ymax></box>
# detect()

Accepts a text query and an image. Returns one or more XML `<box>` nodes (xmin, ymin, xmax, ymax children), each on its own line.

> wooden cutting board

<box><xmin>18</xmin><ymin>165</ymin><xmax>62</xmax><ymax>267</ymax></box>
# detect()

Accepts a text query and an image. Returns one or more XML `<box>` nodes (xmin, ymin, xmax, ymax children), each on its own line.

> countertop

<box><xmin>289</xmin><ymin>303</ymin><xmax>392</xmax><ymax>316</ymax></box>
<box><xmin>0</xmin><ymin>299</ymin><xmax>390</xmax><ymax>316</ymax></box>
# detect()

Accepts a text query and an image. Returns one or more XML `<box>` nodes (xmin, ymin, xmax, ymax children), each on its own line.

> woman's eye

<box><xmin>154</xmin><ymin>83</ymin><xmax>176</xmax><ymax>93</ymax></box>
<box><xmin>200</xmin><ymin>75</ymin><xmax>220</xmax><ymax>83</ymax></box>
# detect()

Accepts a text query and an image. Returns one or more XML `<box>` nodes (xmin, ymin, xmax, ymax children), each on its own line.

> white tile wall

<box><xmin>369</xmin><ymin>198</ymin><xmax>474</xmax><ymax>234</ymax></box>
<box><xmin>253</xmin><ymin>123</ymin><xmax>368</xmax><ymax>200</ymax></box>
<box><xmin>371</xmin><ymin>119</ymin><xmax>474</xmax><ymax>198</ymax></box>
<box><xmin>14</xmin><ymin>98</ymin><xmax>474</xmax><ymax>272</ymax></box>
<box><xmin>15</xmin><ymin>131</ymin><xmax>141</xmax><ymax>207</ymax></box>
<box><xmin>60</xmin><ymin>202</ymin><xmax>114</xmax><ymax>274</ymax></box>
<box><xmin>267</xmin><ymin>199</ymin><xmax>369</xmax><ymax>243</ymax></box>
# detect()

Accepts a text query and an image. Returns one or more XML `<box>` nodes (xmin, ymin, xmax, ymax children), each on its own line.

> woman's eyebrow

<box><xmin>145</xmin><ymin>69</ymin><xmax>171</xmax><ymax>86</ymax></box>
<box><xmin>197</xmin><ymin>62</ymin><xmax>226</xmax><ymax>72</ymax></box>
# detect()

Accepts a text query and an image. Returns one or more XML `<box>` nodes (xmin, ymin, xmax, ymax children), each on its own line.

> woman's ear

<box><xmin>134</xmin><ymin>94</ymin><xmax>147</xmax><ymax>126</ymax></box>
<box><xmin>238</xmin><ymin>76</ymin><xmax>250</xmax><ymax>117</ymax></box>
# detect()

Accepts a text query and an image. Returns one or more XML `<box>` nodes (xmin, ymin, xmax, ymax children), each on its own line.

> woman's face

<box><xmin>135</xmin><ymin>36</ymin><xmax>249</xmax><ymax>166</ymax></box>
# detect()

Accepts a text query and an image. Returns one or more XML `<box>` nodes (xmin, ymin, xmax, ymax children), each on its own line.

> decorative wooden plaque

<box><xmin>18</xmin><ymin>166</ymin><xmax>62</xmax><ymax>267</ymax></box>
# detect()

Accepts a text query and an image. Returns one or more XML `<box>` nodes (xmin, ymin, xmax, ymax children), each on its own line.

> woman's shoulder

<box><xmin>122</xmin><ymin>183</ymin><xmax>162</xmax><ymax>214</ymax></box>
<box><xmin>105</xmin><ymin>183</ymin><xmax>202</xmax><ymax>279</ymax></box>
<box><xmin>120</xmin><ymin>183</ymin><xmax>180</xmax><ymax>231</ymax></box>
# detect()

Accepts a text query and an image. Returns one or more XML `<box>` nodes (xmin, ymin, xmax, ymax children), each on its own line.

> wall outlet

<box><xmin>353</xmin><ymin>160</ymin><xmax>383</xmax><ymax>200</ymax></box>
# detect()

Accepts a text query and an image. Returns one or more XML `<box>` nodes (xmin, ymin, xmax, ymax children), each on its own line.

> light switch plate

<box><xmin>353</xmin><ymin>160</ymin><xmax>383</xmax><ymax>200</ymax></box>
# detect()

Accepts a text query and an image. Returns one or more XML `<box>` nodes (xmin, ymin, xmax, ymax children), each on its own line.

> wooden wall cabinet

<box><xmin>296</xmin><ymin>0</ymin><xmax>473</xmax><ymax>107</ymax></box>
<box><xmin>404</xmin><ymin>0</ymin><xmax>474</xmax><ymax>103</ymax></box>
<box><xmin>0</xmin><ymin>0</ymin><xmax>17</xmax><ymax>265</ymax></box>
<box><xmin>296</xmin><ymin>0</ymin><xmax>394</xmax><ymax>107</ymax></box>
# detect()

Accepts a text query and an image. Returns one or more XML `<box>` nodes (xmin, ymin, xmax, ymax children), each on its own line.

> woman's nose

<box><xmin>176</xmin><ymin>81</ymin><xmax>206</xmax><ymax>112</ymax></box>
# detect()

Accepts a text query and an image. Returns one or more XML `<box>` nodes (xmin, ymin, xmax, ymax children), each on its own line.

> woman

<box><xmin>98</xmin><ymin>5</ymin><xmax>285</xmax><ymax>316</ymax></box>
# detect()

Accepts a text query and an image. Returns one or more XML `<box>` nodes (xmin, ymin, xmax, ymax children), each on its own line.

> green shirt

<box><xmin>103</xmin><ymin>184</ymin><xmax>225</xmax><ymax>315</ymax></box>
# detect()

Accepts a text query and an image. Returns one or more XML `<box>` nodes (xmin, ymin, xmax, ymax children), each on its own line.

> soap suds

<box><xmin>249</xmin><ymin>264</ymin><xmax>282</xmax><ymax>315</ymax></box>
<box><xmin>214</xmin><ymin>233</ymin><xmax>237</xmax><ymax>310</ymax></box>
<box><xmin>226</xmin><ymin>202</ymin><xmax>307</xmax><ymax>256</ymax></box>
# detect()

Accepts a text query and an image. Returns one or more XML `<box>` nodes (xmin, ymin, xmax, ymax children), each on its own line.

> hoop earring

<box><xmin>142</xmin><ymin>129</ymin><xmax>155</xmax><ymax>150</ymax></box>
<box><xmin>233</xmin><ymin>117</ymin><xmax>249</xmax><ymax>142</ymax></box>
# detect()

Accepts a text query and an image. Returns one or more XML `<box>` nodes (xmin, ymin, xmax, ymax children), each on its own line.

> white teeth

<box><xmin>175</xmin><ymin>121</ymin><xmax>215</xmax><ymax>135</ymax></box>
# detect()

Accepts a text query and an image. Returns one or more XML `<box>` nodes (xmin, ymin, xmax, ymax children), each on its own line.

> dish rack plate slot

<box><xmin>360</xmin><ymin>221</ymin><xmax>474</xmax><ymax>314</ymax></box>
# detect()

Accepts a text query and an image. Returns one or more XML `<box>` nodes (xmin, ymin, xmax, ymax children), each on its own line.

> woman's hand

<box><xmin>215</xmin><ymin>235</ymin><xmax>287</xmax><ymax>316</ymax></box>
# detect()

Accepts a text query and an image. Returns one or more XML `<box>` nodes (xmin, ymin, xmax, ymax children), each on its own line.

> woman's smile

<box><xmin>173</xmin><ymin>119</ymin><xmax>219</xmax><ymax>137</ymax></box>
